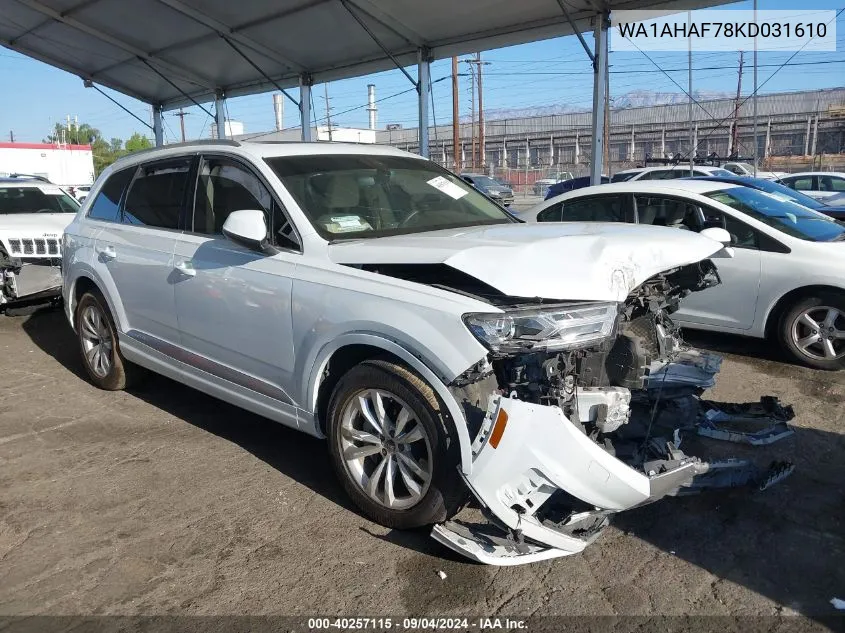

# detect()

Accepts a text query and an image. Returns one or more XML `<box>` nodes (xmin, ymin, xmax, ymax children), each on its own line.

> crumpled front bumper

<box><xmin>1</xmin><ymin>262</ymin><xmax>62</xmax><ymax>305</ymax></box>
<box><xmin>432</xmin><ymin>394</ymin><xmax>702</xmax><ymax>565</ymax></box>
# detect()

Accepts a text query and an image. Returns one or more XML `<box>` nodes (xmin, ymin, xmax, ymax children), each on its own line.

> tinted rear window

<box><xmin>87</xmin><ymin>168</ymin><xmax>134</xmax><ymax>222</ymax></box>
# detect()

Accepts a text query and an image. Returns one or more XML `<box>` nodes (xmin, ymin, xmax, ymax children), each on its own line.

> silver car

<box><xmin>62</xmin><ymin>141</ymin><xmax>794</xmax><ymax>565</ymax></box>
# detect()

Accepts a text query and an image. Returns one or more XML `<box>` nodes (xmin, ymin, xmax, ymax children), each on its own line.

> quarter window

<box><xmin>87</xmin><ymin>168</ymin><xmax>133</xmax><ymax>222</ymax></box>
<box><xmin>536</xmin><ymin>203</ymin><xmax>563</xmax><ymax>222</ymax></box>
<box><xmin>123</xmin><ymin>159</ymin><xmax>191</xmax><ymax>229</ymax></box>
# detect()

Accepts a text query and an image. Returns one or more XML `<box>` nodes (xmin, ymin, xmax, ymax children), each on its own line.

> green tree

<box><xmin>124</xmin><ymin>132</ymin><xmax>152</xmax><ymax>153</ymax></box>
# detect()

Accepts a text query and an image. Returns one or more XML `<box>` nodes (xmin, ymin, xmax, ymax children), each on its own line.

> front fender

<box><xmin>305</xmin><ymin>333</ymin><xmax>475</xmax><ymax>476</ymax></box>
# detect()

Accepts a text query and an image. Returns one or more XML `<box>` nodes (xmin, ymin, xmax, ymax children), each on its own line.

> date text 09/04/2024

<box><xmin>308</xmin><ymin>617</ymin><xmax>528</xmax><ymax>630</ymax></box>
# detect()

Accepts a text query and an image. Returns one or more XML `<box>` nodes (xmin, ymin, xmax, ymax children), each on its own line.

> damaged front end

<box><xmin>434</xmin><ymin>259</ymin><xmax>795</xmax><ymax>565</ymax></box>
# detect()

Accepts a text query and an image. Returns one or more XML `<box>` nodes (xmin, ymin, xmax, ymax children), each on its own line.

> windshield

<box><xmin>748</xmin><ymin>178</ymin><xmax>826</xmax><ymax>210</ymax></box>
<box><xmin>471</xmin><ymin>176</ymin><xmax>502</xmax><ymax>188</ymax></box>
<box><xmin>708</xmin><ymin>169</ymin><xmax>735</xmax><ymax>177</ymax></box>
<box><xmin>267</xmin><ymin>155</ymin><xmax>515</xmax><ymax>240</ymax></box>
<box><xmin>0</xmin><ymin>185</ymin><xmax>80</xmax><ymax>214</ymax></box>
<box><xmin>611</xmin><ymin>171</ymin><xmax>639</xmax><ymax>182</ymax></box>
<box><xmin>705</xmin><ymin>186</ymin><xmax>845</xmax><ymax>242</ymax></box>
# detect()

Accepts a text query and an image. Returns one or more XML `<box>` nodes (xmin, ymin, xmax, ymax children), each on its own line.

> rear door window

<box><xmin>787</xmin><ymin>176</ymin><xmax>815</xmax><ymax>191</ymax></box>
<box><xmin>635</xmin><ymin>195</ymin><xmax>701</xmax><ymax>230</ymax></box>
<box><xmin>123</xmin><ymin>158</ymin><xmax>192</xmax><ymax>229</ymax></box>
<box><xmin>560</xmin><ymin>195</ymin><xmax>628</xmax><ymax>222</ymax></box>
<box><xmin>87</xmin><ymin>168</ymin><xmax>133</xmax><ymax>222</ymax></box>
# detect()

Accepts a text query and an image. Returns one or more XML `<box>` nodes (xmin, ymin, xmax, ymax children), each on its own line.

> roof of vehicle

<box><xmin>779</xmin><ymin>172</ymin><xmax>845</xmax><ymax>177</ymax></box>
<box><xmin>460</xmin><ymin>173</ymin><xmax>489</xmax><ymax>178</ymax></box>
<box><xmin>545</xmin><ymin>179</ymin><xmax>741</xmax><ymax>202</ymax></box>
<box><xmin>107</xmin><ymin>140</ymin><xmax>426</xmax><ymax>172</ymax></box>
<box><xmin>0</xmin><ymin>178</ymin><xmax>51</xmax><ymax>187</ymax></box>
<box><xmin>517</xmin><ymin>179</ymin><xmax>742</xmax><ymax>221</ymax></box>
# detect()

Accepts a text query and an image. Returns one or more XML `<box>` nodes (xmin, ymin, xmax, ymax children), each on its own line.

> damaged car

<box><xmin>62</xmin><ymin>142</ymin><xmax>794</xmax><ymax>565</ymax></box>
<box><xmin>0</xmin><ymin>176</ymin><xmax>79</xmax><ymax>311</ymax></box>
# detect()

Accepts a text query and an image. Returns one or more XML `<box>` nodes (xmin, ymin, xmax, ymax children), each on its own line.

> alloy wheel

<box><xmin>790</xmin><ymin>305</ymin><xmax>845</xmax><ymax>361</ymax></box>
<box><xmin>339</xmin><ymin>388</ymin><xmax>433</xmax><ymax>511</ymax></box>
<box><xmin>79</xmin><ymin>303</ymin><xmax>114</xmax><ymax>378</ymax></box>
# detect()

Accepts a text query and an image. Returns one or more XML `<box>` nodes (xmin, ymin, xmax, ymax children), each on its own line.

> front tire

<box><xmin>779</xmin><ymin>293</ymin><xmax>845</xmax><ymax>370</ymax></box>
<box><xmin>75</xmin><ymin>290</ymin><xmax>141</xmax><ymax>390</ymax></box>
<box><xmin>326</xmin><ymin>360</ymin><xmax>466</xmax><ymax>529</ymax></box>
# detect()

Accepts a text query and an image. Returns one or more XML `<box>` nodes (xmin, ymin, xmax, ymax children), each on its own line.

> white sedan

<box><xmin>778</xmin><ymin>172</ymin><xmax>845</xmax><ymax>200</ymax></box>
<box><xmin>521</xmin><ymin>180</ymin><xmax>845</xmax><ymax>369</ymax></box>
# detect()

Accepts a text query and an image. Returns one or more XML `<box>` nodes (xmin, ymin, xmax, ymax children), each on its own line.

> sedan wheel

<box><xmin>339</xmin><ymin>388</ymin><xmax>433</xmax><ymax>511</ymax></box>
<box><xmin>780</xmin><ymin>293</ymin><xmax>845</xmax><ymax>370</ymax></box>
<box><xmin>790</xmin><ymin>305</ymin><xmax>845</xmax><ymax>362</ymax></box>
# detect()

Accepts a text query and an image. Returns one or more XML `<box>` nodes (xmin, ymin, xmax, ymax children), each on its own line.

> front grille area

<box><xmin>4</xmin><ymin>237</ymin><xmax>60</xmax><ymax>257</ymax></box>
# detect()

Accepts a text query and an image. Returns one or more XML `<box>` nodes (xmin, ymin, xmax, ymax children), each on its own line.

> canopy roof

<box><xmin>1</xmin><ymin>0</ymin><xmax>727</xmax><ymax>111</ymax></box>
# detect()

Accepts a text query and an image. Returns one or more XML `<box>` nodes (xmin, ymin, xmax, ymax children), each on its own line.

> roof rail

<box><xmin>123</xmin><ymin>138</ymin><xmax>242</xmax><ymax>160</ymax></box>
<box><xmin>644</xmin><ymin>153</ymin><xmax>755</xmax><ymax>168</ymax></box>
<box><xmin>9</xmin><ymin>173</ymin><xmax>53</xmax><ymax>183</ymax></box>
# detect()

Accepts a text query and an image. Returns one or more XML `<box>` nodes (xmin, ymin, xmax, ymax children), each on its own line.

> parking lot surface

<box><xmin>1</xmin><ymin>306</ymin><xmax>843</xmax><ymax>626</ymax></box>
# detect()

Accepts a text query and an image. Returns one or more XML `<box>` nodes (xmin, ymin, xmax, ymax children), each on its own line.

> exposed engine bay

<box><xmin>436</xmin><ymin>259</ymin><xmax>794</xmax><ymax>564</ymax></box>
<box><xmin>0</xmin><ymin>247</ymin><xmax>63</xmax><ymax>310</ymax></box>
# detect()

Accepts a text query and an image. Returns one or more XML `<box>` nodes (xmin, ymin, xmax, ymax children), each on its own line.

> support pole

<box><xmin>153</xmin><ymin>105</ymin><xmax>164</xmax><ymax>146</ymax></box>
<box><xmin>752</xmin><ymin>0</ymin><xmax>758</xmax><ymax>176</ymax></box>
<box><xmin>418</xmin><ymin>48</ymin><xmax>431</xmax><ymax>158</ymax></box>
<box><xmin>452</xmin><ymin>56</ymin><xmax>460</xmax><ymax>171</ymax></box>
<box><xmin>300</xmin><ymin>74</ymin><xmax>313</xmax><ymax>142</ymax></box>
<box><xmin>590</xmin><ymin>13</ymin><xmax>609</xmax><ymax>185</ymax></box>
<box><xmin>214</xmin><ymin>90</ymin><xmax>226</xmax><ymax>139</ymax></box>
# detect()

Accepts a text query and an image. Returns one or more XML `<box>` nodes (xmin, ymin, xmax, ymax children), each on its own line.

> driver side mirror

<box><xmin>222</xmin><ymin>210</ymin><xmax>279</xmax><ymax>255</ymax></box>
<box><xmin>700</xmin><ymin>226</ymin><xmax>732</xmax><ymax>245</ymax></box>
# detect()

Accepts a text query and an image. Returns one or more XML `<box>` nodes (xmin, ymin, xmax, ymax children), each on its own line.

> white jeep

<box><xmin>0</xmin><ymin>176</ymin><xmax>79</xmax><ymax>310</ymax></box>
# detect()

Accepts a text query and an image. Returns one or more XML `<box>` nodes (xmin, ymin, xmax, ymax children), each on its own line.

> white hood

<box><xmin>0</xmin><ymin>214</ymin><xmax>75</xmax><ymax>236</ymax></box>
<box><xmin>329</xmin><ymin>223</ymin><xmax>725</xmax><ymax>302</ymax></box>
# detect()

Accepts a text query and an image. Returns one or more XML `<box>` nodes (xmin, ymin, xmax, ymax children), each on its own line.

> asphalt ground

<box><xmin>0</xmin><ymin>304</ymin><xmax>843</xmax><ymax>631</ymax></box>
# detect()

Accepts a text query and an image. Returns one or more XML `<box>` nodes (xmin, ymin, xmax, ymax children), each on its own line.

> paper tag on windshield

<box><xmin>426</xmin><ymin>176</ymin><xmax>468</xmax><ymax>200</ymax></box>
<box><xmin>37</xmin><ymin>185</ymin><xmax>65</xmax><ymax>196</ymax></box>
<box><xmin>330</xmin><ymin>215</ymin><xmax>365</xmax><ymax>229</ymax></box>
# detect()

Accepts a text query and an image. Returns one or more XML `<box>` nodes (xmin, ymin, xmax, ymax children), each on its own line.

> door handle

<box><xmin>174</xmin><ymin>260</ymin><xmax>196</xmax><ymax>277</ymax></box>
<box><xmin>96</xmin><ymin>245</ymin><xmax>116</xmax><ymax>261</ymax></box>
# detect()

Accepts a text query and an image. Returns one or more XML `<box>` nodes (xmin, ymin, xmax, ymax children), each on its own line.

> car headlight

<box><xmin>463</xmin><ymin>302</ymin><xmax>619</xmax><ymax>354</ymax></box>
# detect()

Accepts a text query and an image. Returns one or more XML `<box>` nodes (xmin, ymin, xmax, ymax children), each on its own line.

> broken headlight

<box><xmin>464</xmin><ymin>302</ymin><xmax>619</xmax><ymax>354</ymax></box>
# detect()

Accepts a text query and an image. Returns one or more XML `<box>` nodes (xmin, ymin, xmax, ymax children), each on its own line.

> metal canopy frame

<box><xmin>2</xmin><ymin>0</ymin><xmax>729</xmax><ymax>177</ymax></box>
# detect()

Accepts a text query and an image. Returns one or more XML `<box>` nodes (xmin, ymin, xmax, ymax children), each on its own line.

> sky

<box><xmin>1</xmin><ymin>0</ymin><xmax>844</xmax><ymax>145</ymax></box>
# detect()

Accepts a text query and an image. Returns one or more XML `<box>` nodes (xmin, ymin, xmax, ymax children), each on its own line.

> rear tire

<box><xmin>75</xmin><ymin>290</ymin><xmax>142</xmax><ymax>390</ymax></box>
<box><xmin>326</xmin><ymin>359</ymin><xmax>467</xmax><ymax>529</ymax></box>
<box><xmin>779</xmin><ymin>292</ymin><xmax>845</xmax><ymax>370</ymax></box>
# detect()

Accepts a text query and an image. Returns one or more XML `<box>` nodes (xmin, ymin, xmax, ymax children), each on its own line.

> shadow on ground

<box><xmin>18</xmin><ymin>307</ymin><xmax>845</xmax><ymax>620</ymax></box>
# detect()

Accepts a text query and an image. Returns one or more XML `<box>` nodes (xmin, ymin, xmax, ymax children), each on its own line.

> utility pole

<box><xmin>477</xmin><ymin>52</ymin><xmax>485</xmax><ymax>170</ymax></box>
<box><xmin>172</xmin><ymin>108</ymin><xmax>189</xmax><ymax>142</ymax></box>
<box><xmin>731</xmin><ymin>51</ymin><xmax>744</xmax><ymax>156</ymax></box>
<box><xmin>9</xmin><ymin>131</ymin><xmax>14</xmax><ymax>142</ymax></box>
<box><xmin>323</xmin><ymin>83</ymin><xmax>333</xmax><ymax>141</ymax></box>
<box><xmin>468</xmin><ymin>62</ymin><xmax>476</xmax><ymax>168</ymax></box>
<box><xmin>451</xmin><ymin>56</ymin><xmax>460</xmax><ymax>172</ymax></box>
<box><xmin>603</xmin><ymin>71</ymin><xmax>610</xmax><ymax>174</ymax></box>
<box><xmin>462</xmin><ymin>55</ymin><xmax>491</xmax><ymax>170</ymax></box>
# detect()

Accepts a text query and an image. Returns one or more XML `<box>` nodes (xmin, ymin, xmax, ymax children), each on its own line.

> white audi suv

<box><xmin>62</xmin><ymin>141</ymin><xmax>794</xmax><ymax>565</ymax></box>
